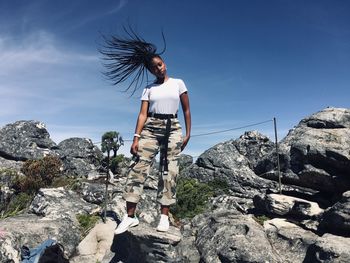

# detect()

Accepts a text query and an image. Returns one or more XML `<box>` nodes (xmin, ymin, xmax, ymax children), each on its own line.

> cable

<box><xmin>191</xmin><ymin>119</ymin><xmax>273</xmax><ymax>137</ymax></box>
<box><xmin>93</xmin><ymin>119</ymin><xmax>274</xmax><ymax>145</ymax></box>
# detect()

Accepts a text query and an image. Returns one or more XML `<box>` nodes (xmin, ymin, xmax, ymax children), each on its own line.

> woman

<box><xmin>101</xmin><ymin>29</ymin><xmax>191</xmax><ymax>233</ymax></box>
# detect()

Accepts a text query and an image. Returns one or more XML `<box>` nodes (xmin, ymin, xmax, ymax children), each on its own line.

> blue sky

<box><xmin>1</xmin><ymin>0</ymin><xmax>349</xmax><ymax>158</ymax></box>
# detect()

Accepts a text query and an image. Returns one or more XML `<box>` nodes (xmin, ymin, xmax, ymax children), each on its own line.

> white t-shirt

<box><xmin>141</xmin><ymin>78</ymin><xmax>188</xmax><ymax>114</ymax></box>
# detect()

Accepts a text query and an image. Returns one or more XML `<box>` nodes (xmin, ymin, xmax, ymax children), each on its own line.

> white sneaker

<box><xmin>156</xmin><ymin>214</ymin><xmax>170</xmax><ymax>232</ymax></box>
<box><xmin>115</xmin><ymin>215</ymin><xmax>139</xmax><ymax>234</ymax></box>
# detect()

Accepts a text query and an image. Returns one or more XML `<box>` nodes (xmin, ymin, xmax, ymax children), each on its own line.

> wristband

<box><xmin>134</xmin><ymin>133</ymin><xmax>141</xmax><ymax>138</ymax></box>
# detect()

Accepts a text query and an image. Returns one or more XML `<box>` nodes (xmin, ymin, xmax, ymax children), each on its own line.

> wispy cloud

<box><xmin>0</xmin><ymin>31</ymin><xmax>98</xmax><ymax>76</ymax></box>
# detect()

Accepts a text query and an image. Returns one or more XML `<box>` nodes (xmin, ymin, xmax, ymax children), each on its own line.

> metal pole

<box><xmin>104</xmin><ymin>151</ymin><xmax>110</xmax><ymax>223</ymax></box>
<box><xmin>273</xmin><ymin>117</ymin><xmax>282</xmax><ymax>194</ymax></box>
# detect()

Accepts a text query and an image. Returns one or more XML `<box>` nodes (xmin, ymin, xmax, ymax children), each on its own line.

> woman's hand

<box><xmin>130</xmin><ymin>138</ymin><xmax>139</xmax><ymax>155</ymax></box>
<box><xmin>181</xmin><ymin>135</ymin><xmax>190</xmax><ymax>151</ymax></box>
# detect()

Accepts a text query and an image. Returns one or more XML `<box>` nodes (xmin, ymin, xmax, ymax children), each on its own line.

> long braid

<box><xmin>100</xmin><ymin>27</ymin><xmax>166</xmax><ymax>95</ymax></box>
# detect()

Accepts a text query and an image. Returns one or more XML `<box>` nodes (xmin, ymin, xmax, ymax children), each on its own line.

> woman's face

<box><xmin>149</xmin><ymin>56</ymin><xmax>167</xmax><ymax>79</ymax></box>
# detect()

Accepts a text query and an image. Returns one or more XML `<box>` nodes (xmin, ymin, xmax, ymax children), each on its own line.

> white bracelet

<box><xmin>134</xmin><ymin>133</ymin><xmax>141</xmax><ymax>138</ymax></box>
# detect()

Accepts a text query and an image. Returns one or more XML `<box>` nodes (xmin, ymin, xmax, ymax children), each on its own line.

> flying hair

<box><xmin>100</xmin><ymin>26</ymin><xmax>166</xmax><ymax>96</ymax></box>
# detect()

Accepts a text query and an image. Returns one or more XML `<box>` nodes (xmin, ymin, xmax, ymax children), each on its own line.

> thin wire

<box><xmin>93</xmin><ymin>119</ymin><xmax>274</xmax><ymax>145</ymax></box>
<box><xmin>191</xmin><ymin>119</ymin><xmax>273</xmax><ymax>137</ymax></box>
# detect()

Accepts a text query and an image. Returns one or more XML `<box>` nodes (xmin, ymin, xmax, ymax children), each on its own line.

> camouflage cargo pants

<box><xmin>123</xmin><ymin>117</ymin><xmax>183</xmax><ymax>206</ymax></box>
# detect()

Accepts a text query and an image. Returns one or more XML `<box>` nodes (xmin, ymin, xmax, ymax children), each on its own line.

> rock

<box><xmin>0</xmin><ymin>214</ymin><xmax>80</xmax><ymax>260</ymax></box>
<box><xmin>254</xmin><ymin>193</ymin><xmax>324</xmax><ymax>219</ymax></box>
<box><xmin>264</xmin><ymin>218</ymin><xmax>318</xmax><ymax>263</ymax></box>
<box><xmin>193</xmin><ymin>210</ymin><xmax>280</xmax><ymax>263</ymax></box>
<box><xmin>57</xmin><ymin>138</ymin><xmax>103</xmax><ymax>177</ymax></box>
<box><xmin>0</xmin><ymin>229</ymin><xmax>20</xmax><ymax>263</ymax></box>
<box><xmin>236</xmin><ymin>130</ymin><xmax>275</xmax><ymax>169</ymax></box>
<box><xmin>320</xmin><ymin>191</ymin><xmax>350</xmax><ymax>236</ymax></box>
<box><xmin>103</xmin><ymin>223</ymin><xmax>182</xmax><ymax>263</ymax></box>
<box><xmin>0</xmin><ymin>120</ymin><xmax>57</xmax><ymax>161</ymax></box>
<box><xmin>179</xmin><ymin>154</ymin><xmax>193</xmax><ymax>171</ymax></box>
<box><xmin>182</xmin><ymin>138</ymin><xmax>277</xmax><ymax>207</ymax></box>
<box><xmin>29</xmin><ymin>187</ymin><xmax>100</xmax><ymax>220</ymax></box>
<box><xmin>71</xmin><ymin>219</ymin><xmax>117</xmax><ymax>263</ymax></box>
<box><xmin>0</xmin><ymin>157</ymin><xmax>23</xmax><ymax>172</ymax></box>
<box><xmin>304</xmin><ymin>233</ymin><xmax>350</xmax><ymax>262</ymax></box>
<box><xmin>256</xmin><ymin>108</ymin><xmax>350</xmax><ymax>193</ymax></box>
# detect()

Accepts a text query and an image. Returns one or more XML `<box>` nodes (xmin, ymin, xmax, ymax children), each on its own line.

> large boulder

<box><xmin>29</xmin><ymin>187</ymin><xmax>100</xmax><ymax>220</ymax></box>
<box><xmin>182</xmin><ymin>138</ymin><xmax>277</xmax><ymax>203</ymax></box>
<box><xmin>102</xmin><ymin>223</ymin><xmax>182</xmax><ymax>263</ymax></box>
<box><xmin>193</xmin><ymin>209</ymin><xmax>280</xmax><ymax>263</ymax></box>
<box><xmin>256</xmin><ymin>108</ymin><xmax>350</xmax><ymax>193</ymax></box>
<box><xmin>57</xmin><ymin>138</ymin><xmax>103</xmax><ymax>177</ymax></box>
<box><xmin>0</xmin><ymin>214</ymin><xmax>80</xmax><ymax>261</ymax></box>
<box><xmin>264</xmin><ymin>218</ymin><xmax>319</xmax><ymax>263</ymax></box>
<box><xmin>320</xmin><ymin>191</ymin><xmax>350</xmax><ymax>236</ymax></box>
<box><xmin>254</xmin><ymin>193</ymin><xmax>324</xmax><ymax>219</ymax></box>
<box><xmin>304</xmin><ymin>233</ymin><xmax>350</xmax><ymax>262</ymax></box>
<box><xmin>0</xmin><ymin>120</ymin><xmax>57</xmax><ymax>161</ymax></box>
<box><xmin>235</xmin><ymin>130</ymin><xmax>275</xmax><ymax>169</ymax></box>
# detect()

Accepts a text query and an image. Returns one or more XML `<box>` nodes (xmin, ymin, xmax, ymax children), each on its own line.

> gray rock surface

<box><xmin>57</xmin><ymin>137</ymin><xmax>103</xmax><ymax>177</ymax></box>
<box><xmin>29</xmin><ymin>187</ymin><xmax>100</xmax><ymax>220</ymax></box>
<box><xmin>0</xmin><ymin>214</ymin><xmax>80</xmax><ymax>261</ymax></box>
<box><xmin>254</xmin><ymin>193</ymin><xmax>324</xmax><ymax>219</ymax></box>
<box><xmin>236</xmin><ymin>130</ymin><xmax>275</xmax><ymax>169</ymax></box>
<box><xmin>103</xmin><ymin>223</ymin><xmax>182</xmax><ymax>263</ymax></box>
<box><xmin>320</xmin><ymin>191</ymin><xmax>350</xmax><ymax>236</ymax></box>
<box><xmin>305</xmin><ymin>233</ymin><xmax>350</xmax><ymax>263</ymax></box>
<box><xmin>193</xmin><ymin>209</ymin><xmax>281</xmax><ymax>263</ymax></box>
<box><xmin>256</xmin><ymin>108</ymin><xmax>350</xmax><ymax>193</ymax></box>
<box><xmin>179</xmin><ymin>154</ymin><xmax>193</xmax><ymax>171</ymax></box>
<box><xmin>182</xmin><ymin>137</ymin><xmax>278</xmax><ymax>206</ymax></box>
<box><xmin>0</xmin><ymin>120</ymin><xmax>57</xmax><ymax>161</ymax></box>
<box><xmin>264</xmin><ymin>218</ymin><xmax>319</xmax><ymax>263</ymax></box>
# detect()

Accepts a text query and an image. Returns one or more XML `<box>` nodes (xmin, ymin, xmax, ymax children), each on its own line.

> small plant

<box><xmin>110</xmin><ymin>154</ymin><xmax>125</xmax><ymax>174</ymax></box>
<box><xmin>15</xmin><ymin>155</ymin><xmax>62</xmax><ymax>194</ymax></box>
<box><xmin>170</xmin><ymin>178</ymin><xmax>214</xmax><ymax>219</ymax></box>
<box><xmin>76</xmin><ymin>214</ymin><xmax>100</xmax><ymax>237</ymax></box>
<box><xmin>253</xmin><ymin>214</ymin><xmax>271</xmax><ymax>226</ymax></box>
<box><xmin>1</xmin><ymin>192</ymin><xmax>33</xmax><ymax>218</ymax></box>
<box><xmin>208</xmin><ymin>178</ymin><xmax>230</xmax><ymax>196</ymax></box>
<box><xmin>0</xmin><ymin>168</ymin><xmax>18</xmax><ymax>177</ymax></box>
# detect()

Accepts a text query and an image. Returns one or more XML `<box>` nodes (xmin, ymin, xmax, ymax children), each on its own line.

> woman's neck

<box><xmin>155</xmin><ymin>75</ymin><xmax>169</xmax><ymax>84</ymax></box>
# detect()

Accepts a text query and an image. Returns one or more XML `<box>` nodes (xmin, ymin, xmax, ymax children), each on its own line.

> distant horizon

<box><xmin>2</xmin><ymin>105</ymin><xmax>346</xmax><ymax>159</ymax></box>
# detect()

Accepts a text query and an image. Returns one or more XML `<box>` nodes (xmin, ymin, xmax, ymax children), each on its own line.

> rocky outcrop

<box><xmin>103</xmin><ymin>224</ymin><xmax>182</xmax><ymax>263</ymax></box>
<box><xmin>254</xmin><ymin>193</ymin><xmax>324</xmax><ymax>219</ymax></box>
<box><xmin>0</xmin><ymin>121</ymin><xmax>57</xmax><ymax>161</ymax></box>
<box><xmin>320</xmin><ymin>191</ymin><xmax>350</xmax><ymax>236</ymax></box>
<box><xmin>29</xmin><ymin>187</ymin><xmax>100</xmax><ymax>220</ymax></box>
<box><xmin>57</xmin><ymin>137</ymin><xmax>103</xmax><ymax>177</ymax></box>
<box><xmin>179</xmin><ymin>154</ymin><xmax>193</xmax><ymax>171</ymax></box>
<box><xmin>0</xmin><ymin>214</ymin><xmax>81</xmax><ymax>259</ymax></box>
<box><xmin>2</xmin><ymin>108</ymin><xmax>350</xmax><ymax>262</ymax></box>
<box><xmin>264</xmin><ymin>218</ymin><xmax>319</xmax><ymax>263</ymax></box>
<box><xmin>193</xmin><ymin>209</ymin><xmax>281</xmax><ymax>263</ymax></box>
<box><xmin>305</xmin><ymin>233</ymin><xmax>350</xmax><ymax>262</ymax></box>
<box><xmin>181</xmin><ymin>132</ymin><xmax>278</xmax><ymax>209</ymax></box>
<box><xmin>256</xmin><ymin>108</ymin><xmax>350</xmax><ymax>194</ymax></box>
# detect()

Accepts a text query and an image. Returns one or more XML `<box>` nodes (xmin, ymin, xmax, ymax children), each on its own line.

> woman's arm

<box><xmin>180</xmin><ymin>92</ymin><xmax>191</xmax><ymax>151</ymax></box>
<box><xmin>130</xmin><ymin>100</ymin><xmax>149</xmax><ymax>155</ymax></box>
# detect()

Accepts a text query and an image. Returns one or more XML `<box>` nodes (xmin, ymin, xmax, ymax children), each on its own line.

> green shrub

<box><xmin>110</xmin><ymin>154</ymin><xmax>125</xmax><ymax>174</ymax></box>
<box><xmin>208</xmin><ymin>178</ymin><xmax>230</xmax><ymax>196</ymax></box>
<box><xmin>253</xmin><ymin>214</ymin><xmax>270</xmax><ymax>226</ymax></box>
<box><xmin>16</xmin><ymin>155</ymin><xmax>62</xmax><ymax>194</ymax></box>
<box><xmin>170</xmin><ymin>178</ymin><xmax>214</xmax><ymax>219</ymax></box>
<box><xmin>1</xmin><ymin>192</ymin><xmax>33</xmax><ymax>218</ymax></box>
<box><xmin>76</xmin><ymin>214</ymin><xmax>100</xmax><ymax>237</ymax></box>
